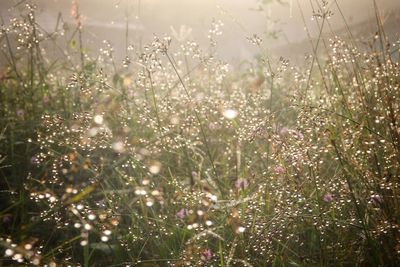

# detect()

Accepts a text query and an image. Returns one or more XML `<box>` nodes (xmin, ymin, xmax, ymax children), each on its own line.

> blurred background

<box><xmin>1</xmin><ymin>0</ymin><xmax>399</xmax><ymax>65</ymax></box>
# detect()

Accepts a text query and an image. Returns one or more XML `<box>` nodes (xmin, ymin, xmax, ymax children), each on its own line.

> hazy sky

<box><xmin>1</xmin><ymin>0</ymin><xmax>399</xmax><ymax>62</ymax></box>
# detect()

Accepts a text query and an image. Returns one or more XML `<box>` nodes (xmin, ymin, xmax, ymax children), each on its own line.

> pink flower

<box><xmin>42</xmin><ymin>95</ymin><xmax>50</xmax><ymax>105</ymax></box>
<box><xmin>30</xmin><ymin>156</ymin><xmax>39</xmax><ymax>165</ymax></box>
<box><xmin>176</xmin><ymin>208</ymin><xmax>188</xmax><ymax>219</ymax></box>
<box><xmin>191</xmin><ymin>171</ymin><xmax>198</xmax><ymax>178</ymax></box>
<box><xmin>71</xmin><ymin>0</ymin><xmax>84</xmax><ymax>26</ymax></box>
<box><xmin>208</xmin><ymin>122</ymin><xmax>217</xmax><ymax>130</ymax></box>
<box><xmin>234</xmin><ymin>178</ymin><xmax>248</xmax><ymax>190</ymax></box>
<box><xmin>274</xmin><ymin>166</ymin><xmax>284</xmax><ymax>175</ymax></box>
<box><xmin>279</xmin><ymin>127</ymin><xmax>289</xmax><ymax>136</ymax></box>
<box><xmin>323</xmin><ymin>193</ymin><xmax>334</xmax><ymax>203</ymax></box>
<box><xmin>16</xmin><ymin>109</ymin><xmax>24</xmax><ymax>118</ymax></box>
<box><xmin>71</xmin><ymin>0</ymin><xmax>79</xmax><ymax>19</ymax></box>
<box><xmin>201</xmin><ymin>249</ymin><xmax>213</xmax><ymax>261</ymax></box>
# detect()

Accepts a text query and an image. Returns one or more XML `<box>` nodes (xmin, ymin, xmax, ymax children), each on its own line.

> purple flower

<box><xmin>191</xmin><ymin>171</ymin><xmax>198</xmax><ymax>178</ymax></box>
<box><xmin>371</xmin><ymin>194</ymin><xmax>383</xmax><ymax>205</ymax></box>
<box><xmin>42</xmin><ymin>95</ymin><xmax>50</xmax><ymax>105</ymax></box>
<box><xmin>16</xmin><ymin>109</ymin><xmax>24</xmax><ymax>118</ymax></box>
<box><xmin>201</xmin><ymin>249</ymin><xmax>213</xmax><ymax>261</ymax></box>
<box><xmin>279</xmin><ymin>127</ymin><xmax>289</xmax><ymax>136</ymax></box>
<box><xmin>274</xmin><ymin>166</ymin><xmax>284</xmax><ymax>175</ymax></box>
<box><xmin>323</xmin><ymin>193</ymin><xmax>334</xmax><ymax>203</ymax></box>
<box><xmin>208</xmin><ymin>122</ymin><xmax>217</xmax><ymax>130</ymax></box>
<box><xmin>30</xmin><ymin>156</ymin><xmax>39</xmax><ymax>165</ymax></box>
<box><xmin>234</xmin><ymin>178</ymin><xmax>248</xmax><ymax>190</ymax></box>
<box><xmin>176</xmin><ymin>208</ymin><xmax>188</xmax><ymax>219</ymax></box>
<box><xmin>2</xmin><ymin>214</ymin><xmax>12</xmax><ymax>224</ymax></box>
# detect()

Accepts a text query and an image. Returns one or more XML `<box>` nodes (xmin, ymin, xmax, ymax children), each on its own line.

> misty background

<box><xmin>1</xmin><ymin>0</ymin><xmax>399</xmax><ymax>65</ymax></box>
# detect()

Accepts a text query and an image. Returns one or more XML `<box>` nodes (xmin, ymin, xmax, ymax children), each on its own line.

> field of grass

<box><xmin>0</xmin><ymin>1</ymin><xmax>399</xmax><ymax>266</ymax></box>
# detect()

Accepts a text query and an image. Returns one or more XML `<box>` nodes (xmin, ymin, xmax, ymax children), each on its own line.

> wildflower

<box><xmin>2</xmin><ymin>214</ymin><xmax>12</xmax><ymax>224</ymax></box>
<box><xmin>208</xmin><ymin>122</ymin><xmax>218</xmax><ymax>130</ymax></box>
<box><xmin>42</xmin><ymin>95</ymin><xmax>49</xmax><ymax>105</ymax></box>
<box><xmin>201</xmin><ymin>249</ymin><xmax>213</xmax><ymax>261</ymax></box>
<box><xmin>234</xmin><ymin>178</ymin><xmax>248</xmax><ymax>190</ymax></box>
<box><xmin>191</xmin><ymin>171</ymin><xmax>198</xmax><ymax>178</ymax></box>
<box><xmin>30</xmin><ymin>156</ymin><xmax>39</xmax><ymax>165</ymax></box>
<box><xmin>16</xmin><ymin>109</ymin><xmax>24</xmax><ymax>118</ymax></box>
<box><xmin>323</xmin><ymin>193</ymin><xmax>334</xmax><ymax>203</ymax></box>
<box><xmin>274</xmin><ymin>166</ymin><xmax>284</xmax><ymax>175</ymax></box>
<box><xmin>279</xmin><ymin>126</ymin><xmax>289</xmax><ymax>136</ymax></box>
<box><xmin>176</xmin><ymin>208</ymin><xmax>188</xmax><ymax>219</ymax></box>
<box><xmin>371</xmin><ymin>194</ymin><xmax>383</xmax><ymax>205</ymax></box>
<box><xmin>71</xmin><ymin>0</ymin><xmax>84</xmax><ymax>25</ymax></box>
<box><xmin>71</xmin><ymin>0</ymin><xmax>78</xmax><ymax>19</ymax></box>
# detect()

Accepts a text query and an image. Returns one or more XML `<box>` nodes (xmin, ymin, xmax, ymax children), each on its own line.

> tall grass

<box><xmin>0</xmin><ymin>1</ymin><xmax>399</xmax><ymax>266</ymax></box>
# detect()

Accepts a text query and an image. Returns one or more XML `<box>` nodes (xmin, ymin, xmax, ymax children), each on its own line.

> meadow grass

<box><xmin>0</xmin><ymin>1</ymin><xmax>399</xmax><ymax>266</ymax></box>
